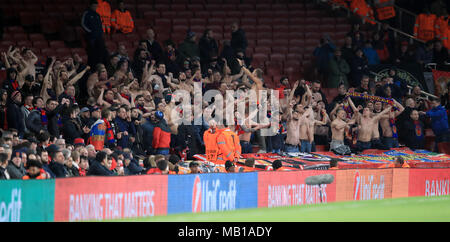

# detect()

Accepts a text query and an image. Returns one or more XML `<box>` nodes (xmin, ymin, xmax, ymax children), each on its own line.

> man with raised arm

<box><xmin>379</xmin><ymin>99</ymin><xmax>405</xmax><ymax>149</ymax></box>
<box><xmin>330</xmin><ymin>108</ymin><xmax>355</xmax><ymax>154</ymax></box>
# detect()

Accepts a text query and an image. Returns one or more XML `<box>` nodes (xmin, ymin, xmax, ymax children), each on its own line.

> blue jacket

<box><xmin>141</xmin><ymin>119</ymin><xmax>156</xmax><ymax>155</ymax></box>
<box><xmin>362</xmin><ymin>47</ymin><xmax>380</xmax><ymax>65</ymax></box>
<box><xmin>114</xmin><ymin>117</ymin><xmax>136</xmax><ymax>149</ymax></box>
<box><xmin>426</xmin><ymin>105</ymin><xmax>449</xmax><ymax>136</ymax></box>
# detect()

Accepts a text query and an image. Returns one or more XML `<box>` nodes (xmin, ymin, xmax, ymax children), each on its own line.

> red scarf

<box><xmin>103</xmin><ymin>118</ymin><xmax>115</xmax><ymax>144</ymax></box>
<box><xmin>24</xmin><ymin>105</ymin><xmax>34</xmax><ymax>111</ymax></box>
<box><xmin>11</xmin><ymin>79</ymin><xmax>19</xmax><ymax>90</ymax></box>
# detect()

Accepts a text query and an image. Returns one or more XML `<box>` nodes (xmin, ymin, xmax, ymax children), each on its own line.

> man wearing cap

<box><xmin>6</xmin><ymin>150</ymin><xmax>26</xmax><ymax>179</ymax></box>
<box><xmin>178</xmin><ymin>31</ymin><xmax>200</xmax><ymax>63</ymax></box>
<box><xmin>152</xmin><ymin>111</ymin><xmax>171</xmax><ymax>155</ymax></box>
<box><xmin>80</xmin><ymin>107</ymin><xmax>94</xmax><ymax>128</ymax></box>
<box><xmin>47</xmin><ymin>144</ymin><xmax>69</xmax><ymax>178</ymax></box>
<box><xmin>7</xmin><ymin>91</ymin><xmax>25</xmax><ymax>138</ymax></box>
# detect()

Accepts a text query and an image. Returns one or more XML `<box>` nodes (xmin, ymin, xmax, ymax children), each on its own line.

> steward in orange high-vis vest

<box><xmin>378</xmin><ymin>157</ymin><xmax>410</xmax><ymax>168</ymax></box>
<box><xmin>111</xmin><ymin>1</ymin><xmax>134</xmax><ymax>34</ymax></box>
<box><xmin>203</xmin><ymin>120</ymin><xmax>222</xmax><ymax>163</ymax></box>
<box><xmin>96</xmin><ymin>0</ymin><xmax>112</xmax><ymax>34</ymax></box>
<box><xmin>216</xmin><ymin>122</ymin><xmax>241</xmax><ymax>164</ymax></box>
<box><xmin>435</xmin><ymin>14</ymin><xmax>449</xmax><ymax>49</ymax></box>
<box><xmin>414</xmin><ymin>12</ymin><xmax>437</xmax><ymax>42</ymax></box>
<box><xmin>373</xmin><ymin>0</ymin><xmax>395</xmax><ymax>20</ymax></box>
<box><xmin>350</xmin><ymin>0</ymin><xmax>376</xmax><ymax>25</ymax></box>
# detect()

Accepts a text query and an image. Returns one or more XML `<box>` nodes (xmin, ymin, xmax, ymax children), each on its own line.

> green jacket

<box><xmin>327</xmin><ymin>57</ymin><xmax>350</xmax><ymax>88</ymax></box>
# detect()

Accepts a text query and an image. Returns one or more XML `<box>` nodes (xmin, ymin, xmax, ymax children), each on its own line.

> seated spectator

<box><xmin>189</xmin><ymin>161</ymin><xmax>201</xmax><ymax>174</ymax></box>
<box><xmin>47</xmin><ymin>144</ymin><xmax>69</xmax><ymax>178</ymax></box>
<box><xmin>0</xmin><ymin>153</ymin><xmax>10</xmax><ymax>179</ymax></box>
<box><xmin>22</xmin><ymin>159</ymin><xmax>48</xmax><ymax>180</ymax></box>
<box><xmin>6</xmin><ymin>150</ymin><xmax>26</xmax><ymax>179</ymax></box>
<box><xmin>87</xmin><ymin>151</ymin><xmax>116</xmax><ymax>176</ymax></box>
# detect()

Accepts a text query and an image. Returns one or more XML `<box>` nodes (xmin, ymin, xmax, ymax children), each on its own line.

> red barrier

<box><xmin>257</xmin><ymin>170</ymin><xmax>337</xmax><ymax>208</ymax></box>
<box><xmin>408</xmin><ymin>169</ymin><xmax>450</xmax><ymax>197</ymax></box>
<box><xmin>54</xmin><ymin>175</ymin><xmax>168</xmax><ymax>222</ymax></box>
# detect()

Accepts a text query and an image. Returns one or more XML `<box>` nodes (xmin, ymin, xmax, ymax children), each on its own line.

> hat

<box><xmin>91</xmin><ymin>106</ymin><xmax>100</xmax><ymax>112</ymax></box>
<box><xmin>272</xmin><ymin>160</ymin><xmax>283</xmax><ymax>170</ymax></box>
<box><xmin>187</xmin><ymin>31</ymin><xmax>196</xmax><ymax>39</ymax></box>
<box><xmin>46</xmin><ymin>144</ymin><xmax>61</xmax><ymax>154</ymax></box>
<box><xmin>26</xmin><ymin>159</ymin><xmax>42</xmax><ymax>169</ymax></box>
<box><xmin>74</xmin><ymin>138</ymin><xmax>85</xmax><ymax>146</ymax></box>
<box><xmin>11</xmin><ymin>91</ymin><xmax>20</xmax><ymax>100</ymax></box>
<box><xmin>80</xmin><ymin>107</ymin><xmax>90</xmax><ymax>113</ymax></box>
<box><xmin>189</xmin><ymin>161</ymin><xmax>199</xmax><ymax>168</ymax></box>
<box><xmin>11</xmin><ymin>150</ymin><xmax>24</xmax><ymax>159</ymax></box>
<box><xmin>155</xmin><ymin>111</ymin><xmax>164</xmax><ymax>120</ymax></box>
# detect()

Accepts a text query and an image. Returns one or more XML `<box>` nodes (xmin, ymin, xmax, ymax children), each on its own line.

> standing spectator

<box><xmin>143</xmin><ymin>28</ymin><xmax>163</xmax><ymax>63</ymax></box>
<box><xmin>393</xmin><ymin>41</ymin><xmax>416</xmax><ymax>65</ymax></box>
<box><xmin>141</xmin><ymin>111</ymin><xmax>157</xmax><ymax>155</ymax></box>
<box><xmin>327</xmin><ymin>48</ymin><xmax>350</xmax><ymax>88</ymax></box>
<box><xmin>6</xmin><ymin>150</ymin><xmax>26</xmax><ymax>179</ymax></box>
<box><xmin>152</xmin><ymin>111</ymin><xmax>171</xmax><ymax>155</ymax></box>
<box><xmin>313</xmin><ymin>35</ymin><xmax>336</xmax><ymax>82</ymax></box>
<box><xmin>96</xmin><ymin>0</ymin><xmax>112</xmax><ymax>34</ymax></box>
<box><xmin>0</xmin><ymin>89</ymin><xmax>8</xmax><ymax>130</ymax></box>
<box><xmin>362</xmin><ymin>41</ymin><xmax>380</xmax><ymax>66</ymax></box>
<box><xmin>7</xmin><ymin>91</ymin><xmax>25</xmax><ymax>138</ymax></box>
<box><xmin>82</xmin><ymin>0</ymin><xmax>108</xmax><ymax>68</ymax></box>
<box><xmin>230</xmin><ymin>22</ymin><xmax>248</xmax><ymax>54</ymax></box>
<box><xmin>433</xmin><ymin>40</ymin><xmax>449</xmax><ymax>71</ymax></box>
<box><xmin>199</xmin><ymin>29</ymin><xmax>219</xmax><ymax>70</ymax></box>
<box><xmin>350</xmin><ymin>48</ymin><xmax>369</xmax><ymax>88</ymax></box>
<box><xmin>413</xmin><ymin>10</ymin><xmax>437</xmax><ymax>42</ymax></box>
<box><xmin>404</xmin><ymin>109</ymin><xmax>426</xmax><ymax>150</ymax></box>
<box><xmin>114</xmin><ymin>106</ymin><xmax>136</xmax><ymax>149</ymax></box>
<box><xmin>415</xmin><ymin>40</ymin><xmax>434</xmax><ymax>67</ymax></box>
<box><xmin>421</xmin><ymin>97</ymin><xmax>450</xmax><ymax>151</ymax></box>
<box><xmin>111</xmin><ymin>0</ymin><xmax>134</xmax><ymax>34</ymax></box>
<box><xmin>341</xmin><ymin>35</ymin><xmax>355</xmax><ymax>65</ymax></box>
<box><xmin>62</xmin><ymin>106</ymin><xmax>91</xmax><ymax>145</ymax></box>
<box><xmin>178</xmin><ymin>31</ymin><xmax>200</xmax><ymax>63</ymax></box>
<box><xmin>89</xmin><ymin>108</ymin><xmax>116</xmax><ymax>151</ymax></box>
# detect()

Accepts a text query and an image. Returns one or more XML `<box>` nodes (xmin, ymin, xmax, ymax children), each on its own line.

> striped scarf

<box><xmin>389</xmin><ymin>117</ymin><xmax>398</xmax><ymax>138</ymax></box>
<box><xmin>10</xmin><ymin>79</ymin><xmax>19</xmax><ymax>90</ymax></box>
<box><xmin>103</xmin><ymin>118</ymin><xmax>115</xmax><ymax>144</ymax></box>
<box><xmin>120</xmin><ymin>93</ymin><xmax>131</xmax><ymax>103</ymax></box>
<box><xmin>24</xmin><ymin>105</ymin><xmax>34</xmax><ymax>111</ymax></box>
<box><xmin>37</xmin><ymin>108</ymin><xmax>48</xmax><ymax>126</ymax></box>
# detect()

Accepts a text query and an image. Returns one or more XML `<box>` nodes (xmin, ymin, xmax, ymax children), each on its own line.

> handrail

<box><xmin>319</xmin><ymin>0</ymin><xmax>425</xmax><ymax>44</ymax></box>
<box><xmin>368</xmin><ymin>71</ymin><xmax>438</xmax><ymax>99</ymax></box>
<box><xmin>394</xmin><ymin>5</ymin><xmax>417</xmax><ymax>18</ymax></box>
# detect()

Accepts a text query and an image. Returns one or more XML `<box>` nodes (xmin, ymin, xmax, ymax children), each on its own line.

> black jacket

<box><xmin>231</xmin><ymin>29</ymin><xmax>247</xmax><ymax>53</ymax></box>
<box><xmin>62</xmin><ymin>118</ymin><xmax>85</xmax><ymax>145</ymax></box>
<box><xmin>6</xmin><ymin>100</ymin><xmax>25</xmax><ymax>137</ymax></box>
<box><xmin>81</xmin><ymin>8</ymin><xmax>103</xmax><ymax>40</ymax></box>
<box><xmin>87</xmin><ymin>161</ymin><xmax>115</xmax><ymax>176</ymax></box>
<box><xmin>49</xmin><ymin>161</ymin><xmax>69</xmax><ymax>178</ymax></box>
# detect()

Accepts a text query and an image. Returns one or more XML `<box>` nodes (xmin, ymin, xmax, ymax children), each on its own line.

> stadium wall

<box><xmin>1</xmin><ymin>168</ymin><xmax>450</xmax><ymax>222</ymax></box>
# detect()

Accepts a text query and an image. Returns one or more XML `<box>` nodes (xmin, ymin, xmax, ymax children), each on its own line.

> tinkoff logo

<box><xmin>192</xmin><ymin>175</ymin><xmax>237</xmax><ymax>213</ymax></box>
<box><xmin>353</xmin><ymin>171</ymin><xmax>385</xmax><ymax>201</ymax></box>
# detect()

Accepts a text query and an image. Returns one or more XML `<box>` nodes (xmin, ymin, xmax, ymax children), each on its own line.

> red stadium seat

<box><xmin>32</xmin><ymin>40</ymin><xmax>49</xmax><ymax>49</ymax></box>
<box><xmin>254</xmin><ymin>46</ymin><xmax>271</xmax><ymax>55</ymax></box>
<box><xmin>257</xmin><ymin>39</ymin><xmax>272</xmax><ymax>47</ymax></box>
<box><xmin>256</xmin><ymin>32</ymin><xmax>272</xmax><ymax>40</ymax></box>
<box><xmin>195</xmin><ymin>11</ymin><xmax>210</xmax><ymax>19</ymax></box>
<box><xmin>143</xmin><ymin>11</ymin><xmax>160</xmax><ymax>20</ymax></box>
<box><xmin>16</xmin><ymin>40</ymin><xmax>32</xmax><ymax>48</ymax></box>
<box><xmin>270</xmin><ymin>53</ymin><xmax>286</xmax><ymax>62</ymax></box>
<box><xmin>189</xmin><ymin>18</ymin><xmax>205</xmax><ymax>26</ymax></box>
<box><xmin>41</xmin><ymin>48</ymin><xmax>57</xmax><ymax>57</ymax></box>
<box><xmin>171</xmin><ymin>4</ymin><xmax>187</xmax><ymax>11</ymax></box>
<box><xmin>49</xmin><ymin>40</ymin><xmax>65</xmax><ymax>49</ymax></box>
<box><xmin>188</xmin><ymin>4</ymin><xmax>205</xmax><ymax>11</ymax></box>
<box><xmin>272</xmin><ymin>46</ymin><xmax>288</xmax><ymax>54</ymax></box>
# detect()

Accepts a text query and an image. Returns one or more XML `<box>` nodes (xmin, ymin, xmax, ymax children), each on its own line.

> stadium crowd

<box><xmin>0</xmin><ymin>0</ymin><xmax>449</xmax><ymax>180</ymax></box>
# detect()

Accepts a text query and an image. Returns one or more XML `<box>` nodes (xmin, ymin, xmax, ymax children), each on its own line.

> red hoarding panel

<box><xmin>54</xmin><ymin>175</ymin><xmax>168</xmax><ymax>222</ymax></box>
<box><xmin>258</xmin><ymin>170</ymin><xmax>337</xmax><ymax>208</ymax></box>
<box><xmin>335</xmin><ymin>169</ymin><xmax>393</xmax><ymax>202</ymax></box>
<box><xmin>408</xmin><ymin>169</ymin><xmax>450</xmax><ymax>197</ymax></box>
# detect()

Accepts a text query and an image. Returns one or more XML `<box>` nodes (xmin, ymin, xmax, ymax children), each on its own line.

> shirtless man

<box><xmin>302</xmin><ymin>106</ymin><xmax>329</xmax><ymax>153</ymax></box>
<box><xmin>330</xmin><ymin>109</ymin><xmax>356</xmax><ymax>154</ymax></box>
<box><xmin>355</xmin><ymin>105</ymin><xmax>392</xmax><ymax>151</ymax></box>
<box><xmin>236</xmin><ymin>109</ymin><xmax>268</xmax><ymax>154</ymax></box>
<box><xmin>371</xmin><ymin>100</ymin><xmax>386</xmax><ymax>149</ymax></box>
<box><xmin>379</xmin><ymin>99</ymin><xmax>404</xmax><ymax>149</ymax></box>
<box><xmin>284</xmin><ymin>102</ymin><xmax>304</xmax><ymax>153</ymax></box>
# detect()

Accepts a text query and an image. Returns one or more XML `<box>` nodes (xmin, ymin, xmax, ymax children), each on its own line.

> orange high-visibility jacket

<box><xmin>216</xmin><ymin>128</ymin><xmax>242</xmax><ymax>163</ymax></box>
<box><xmin>373</xmin><ymin>0</ymin><xmax>395</xmax><ymax>20</ymax></box>
<box><xmin>96</xmin><ymin>0</ymin><xmax>112</xmax><ymax>34</ymax></box>
<box><xmin>414</xmin><ymin>13</ymin><xmax>437</xmax><ymax>42</ymax></box>
<box><xmin>111</xmin><ymin>9</ymin><xmax>134</xmax><ymax>34</ymax></box>
<box><xmin>435</xmin><ymin>16</ymin><xmax>449</xmax><ymax>48</ymax></box>
<box><xmin>350</xmin><ymin>0</ymin><xmax>376</xmax><ymax>24</ymax></box>
<box><xmin>203</xmin><ymin>128</ymin><xmax>223</xmax><ymax>163</ymax></box>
